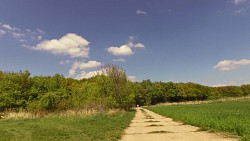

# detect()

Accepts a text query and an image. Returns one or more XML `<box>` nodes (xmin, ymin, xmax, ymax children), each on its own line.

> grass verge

<box><xmin>0</xmin><ymin>111</ymin><xmax>135</xmax><ymax>141</ymax></box>
<box><xmin>146</xmin><ymin>99</ymin><xmax>250</xmax><ymax>141</ymax></box>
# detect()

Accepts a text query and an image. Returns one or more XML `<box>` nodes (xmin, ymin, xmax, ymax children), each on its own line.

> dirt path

<box><xmin>120</xmin><ymin>108</ymin><xmax>238</xmax><ymax>141</ymax></box>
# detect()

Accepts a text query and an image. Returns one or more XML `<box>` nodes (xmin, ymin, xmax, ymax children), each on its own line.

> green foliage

<box><xmin>241</xmin><ymin>85</ymin><xmax>250</xmax><ymax>96</ymax></box>
<box><xmin>0</xmin><ymin>70</ymin><xmax>31</xmax><ymax>111</ymax></box>
<box><xmin>216</xmin><ymin>86</ymin><xmax>244</xmax><ymax>97</ymax></box>
<box><xmin>134</xmin><ymin>81</ymin><xmax>248</xmax><ymax>106</ymax></box>
<box><xmin>0</xmin><ymin>111</ymin><xmax>135</xmax><ymax>141</ymax></box>
<box><xmin>38</xmin><ymin>89</ymin><xmax>69</xmax><ymax>111</ymax></box>
<box><xmin>99</xmin><ymin>64</ymin><xmax>135</xmax><ymax>110</ymax></box>
<box><xmin>0</xmin><ymin>67</ymin><xmax>249</xmax><ymax>112</ymax></box>
<box><xmin>147</xmin><ymin>100</ymin><xmax>250</xmax><ymax>141</ymax></box>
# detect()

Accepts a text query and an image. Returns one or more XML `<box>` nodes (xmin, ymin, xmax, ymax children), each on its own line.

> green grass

<box><xmin>146</xmin><ymin>100</ymin><xmax>250</xmax><ymax>141</ymax></box>
<box><xmin>0</xmin><ymin>111</ymin><xmax>135</xmax><ymax>141</ymax></box>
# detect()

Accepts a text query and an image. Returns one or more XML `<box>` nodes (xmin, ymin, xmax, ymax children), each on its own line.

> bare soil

<box><xmin>120</xmin><ymin>108</ymin><xmax>238</xmax><ymax>141</ymax></box>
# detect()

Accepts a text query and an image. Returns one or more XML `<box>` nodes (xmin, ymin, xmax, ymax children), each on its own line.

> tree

<box><xmin>241</xmin><ymin>85</ymin><xmax>250</xmax><ymax>96</ymax></box>
<box><xmin>140</xmin><ymin>79</ymin><xmax>153</xmax><ymax>105</ymax></box>
<box><xmin>217</xmin><ymin>86</ymin><xmax>243</xmax><ymax>97</ymax></box>
<box><xmin>151</xmin><ymin>82</ymin><xmax>166</xmax><ymax>104</ymax></box>
<box><xmin>100</xmin><ymin>64</ymin><xmax>135</xmax><ymax>110</ymax></box>
<box><xmin>165</xmin><ymin>82</ymin><xmax>182</xmax><ymax>102</ymax></box>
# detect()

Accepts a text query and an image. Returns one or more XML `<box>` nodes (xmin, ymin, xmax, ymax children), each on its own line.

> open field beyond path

<box><xmin>120</xmin><ymin>108</ymin><xmax>238</xmax><ymax>141</ymax></box>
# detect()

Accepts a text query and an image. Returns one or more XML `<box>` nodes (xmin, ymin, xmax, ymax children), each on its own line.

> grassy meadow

<box><xmin>146</xmin><ymin>99</ymin><xmax>250</xmax><ymax>141</ymax></box>
<box><xmin>0</xmin><ymin>111</ymin><xmax>135</xmax><ymax>141</ymax></box>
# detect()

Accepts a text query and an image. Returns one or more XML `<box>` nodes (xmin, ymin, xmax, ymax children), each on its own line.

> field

<box><xmin>0</xmin><ymin>111</ymin><xmax>135</xmax><ymax>141</ymax></box>
<box><xmin>146</xmin><ymin>100</ymin><xmax>250</xmax><ymax>141</ymax></box>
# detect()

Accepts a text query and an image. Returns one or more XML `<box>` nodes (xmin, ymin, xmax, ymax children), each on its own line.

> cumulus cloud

<box><xmin>212</xmin><ymin>84</ymin><xmax>233</xmax><ymax>87</ymax></box>
<box><xmin>134</xmin><ymin>43</ymin><xmax>145</xmax><ymax>48</ymax></box>
<box><xmin>128</xmin><ymin>76</ymin><xmax>138</xmax><ymax>82</ymax></box>
<box><xmin>113</xmin><ymin>58</ymin><xmax>126</xmax><ymax>62</ymax></box>
<box><xmin>34</xmin><ymin>33</ymin><xmax>90</xmax><ymax>58</ymax></box>
<box><xmin>107</xmin><ymin>45</ymin><xmax>134</xmax><ymax>56</ymax></box>
<box><xmin>107</xmin><ymin>37</ymin><xmax>145</xmax><ymax>56</ymax></box>
<box><xmin>75</xmin><ymin>70</ymin><xmax>103</xmax><ymax>80</ymax></box>
<box><xmin>72</xmin><ymin>60</ymin><xmax>101</xmax><ymax>70</ymax></box>
<box><xmin>212</xmin><ymin>81</ymin><xmax>239</xmax><ymax>87</ymax></box>
<box><xmin>68</xmin><ymin>60</ymin><xmax>102</xmax><ymax>78</ymax></box>
<box><xmin>136</xmin><ymin>10</ymin><xmax>147</xmax><ymax>15</ymax></box>
<box><xmin>0</xmin><ymin>30</ymin><xmax>6</xmax><ymax>37</ymax></box>
<box><xmin>213</xmin><ymin>59</ymin><xmax>250</xmax><ymax>71</ymax></box>
<box><xmin>68</xmin><ymin>69</ymin><xmax>76</xmax><ymax>77</ymax></box>
<box><xmin>2</xmin><ymin>24</ymin><xmax>15</xmax><ymax>31</ymax></box>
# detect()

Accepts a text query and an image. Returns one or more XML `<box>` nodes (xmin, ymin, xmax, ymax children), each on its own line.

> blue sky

<box><xmin>1</xmin><ymin>0</ymin><xmax>250</xmax><ymax>86</ymax></box>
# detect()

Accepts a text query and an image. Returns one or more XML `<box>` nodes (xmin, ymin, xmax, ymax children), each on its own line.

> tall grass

<box><xmin>0</xmin><ymin>111</ymin><xmax>135</xmax><ymax>141</ymax></box>
<box><xmin>146</xmin><ymin>100</ymin><xmax>250</xmax><ymax>141</ymax></box>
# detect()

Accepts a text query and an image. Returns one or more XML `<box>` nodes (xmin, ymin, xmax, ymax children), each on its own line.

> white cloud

<box><xmin>0</xmin><ymin>22</ymin><xmax>45</xmax><ymax>45</ymax></box>
<box><xmin>34</xmin><ymin>33</ymin><xmax>90</xmax><ymax>58</ymax></box>
<box><xmin>38</xmin><ymin>36</ymin><xmax>42</xmax><ymax>40</ymax></box>
<box><xmin>59</xmin><ymin>60</ymin><xmax>70</xmax><ymax>65</ymax></box>
<box><xmin>36</xmin><ymin>28</ymin><xmax>45</xmax><ymax>34</ymax></box>
<box><xmin>113</xmin><ymin>58</ymin><xmax>126</xmax><ymax>62</ymax></box>
<box><xmin>19</xmin><ymin>39</ymin><xmax>27</xmax><ymax>42</ymax></box>
<box><xmin>75</xmin><ymin>70</ymin><xmax>103</xmax><ymax>80</ymax></box>
<box><xmin>212</xmin><ymin>84</ymin><xmax>229</xmax><ymax>87</ymax></box>
<box><xmin>233</xmin><ymin>0</ymin><xmax>249</xmax><ymax>14</ymax></box>
<box><xmin>12</xmin><ymin>32</ymin><xmax>25</xmax><ymax>38</ymax></box>
<box><xmin>68</xmin><ymin>69</ymin><xmax>76</xmax><ymax>77</ymax></box>
<box><xmin>107</xmin><ymin>45</ymin><xmax>134</xmax><ymax>56</ymax></box>
<box><xmin>136</xmin><ymin>10</ymin><xmax>147</xmax><ymax>15</ymax></box>
<box><xmin>2</xmin><ymin>24</ymin><xmax>15</xmax><ymax>31</ymax></box>
<box><xmin>234</xmin><ymin>6</ymin><xmax>249</xmax><ymax>13</ymax></box>
<box><xmin>234</xmin><ymin>0</ymin><xmax>246</xmax><ymax>5</ymax></box>
<box><xmin>133</xmin><ymin>43</ymin><xmax>145</xmax><ymax>48</ymax></box>
<box><xmin>212</xmin><ymin>81</ymin><xmax>239</xmax><ymax>87</ymax></box>
<box><xmin>107</xmin><ymin>37</ymin><xmax>145</xmax><ymax>56</ymax></box>
<box><xmin>235</xmin><ymin>8</ymin><xmax>245</xmax><ymax>13</ymax></box>
<box><xmin>72</xmin><ymin>60</ymin><xmax>101</xmax><ymax>70</ymax></box>
<box><xmin>0</xmin><ymin>30</ymin><xmax>6</xmax><ymax>37</ymax></box>
<box><xmin>213</xmin><ymin>59</ymin><xmax>250</xmax><ymax>71</ymax></box>
<box><xmin>128</xmin><ymin>76</ymin><xmax>138</xmax><ymax>82</ymax></box>
<box><xmin>68</xmin><ymin>60</ymin><xmax>102</xmax><ymax>78</ymax></box>
<box><xmin>129</xmin><ymin>36</ymin><xmax>134</xmax><ymax>40</ymax></box>
<box><xmin>127</xmin><ymin>41</ymin><xmax>134</xmax><ymax>48</ymax></box>
<box><xmin>21</xmin><ymin>44</ymin><xmax>32</xmax><ymax>48</ymax></box>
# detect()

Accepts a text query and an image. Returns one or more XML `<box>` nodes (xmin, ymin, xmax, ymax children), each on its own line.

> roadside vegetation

<box><xmin>0</xmin><ymin>64</ymin><xmax>135</xmax><ymax>113</ymax></box>
<box><xmin>146</xmin><ymin>100</ymin><xmax>250</xmax><ymax>141</ymax></box>
<box><xmin>0</xmin><ymin>111</ymin><xmax>135</xmax><ymax>141</ymax></box>
<box><xmin>1</xmin><ymin>65</ymin><xmax>250</xmax><ymax>113</ymax></box>
<box><xmin>1</xmin><ymin>64</ymin><xmax>250</xmax><ymax>140</ymax></box>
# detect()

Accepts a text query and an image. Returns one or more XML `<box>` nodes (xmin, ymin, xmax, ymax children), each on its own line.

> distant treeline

<box><xmin>0</xmin><ymin>65</ymin><xmax>250</xmax><ymax>112</ymax></box>
<box><xmin>134</xmin><ymin>80</ymin><xmax>250</xmax><ymax>106</ymax></box>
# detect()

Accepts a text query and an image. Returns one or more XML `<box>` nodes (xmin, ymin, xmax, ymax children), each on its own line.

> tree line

<box><xmin>0</xmin><ymin>65</ymin><xmax>250</xmax><ymax>112</ymax></box>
